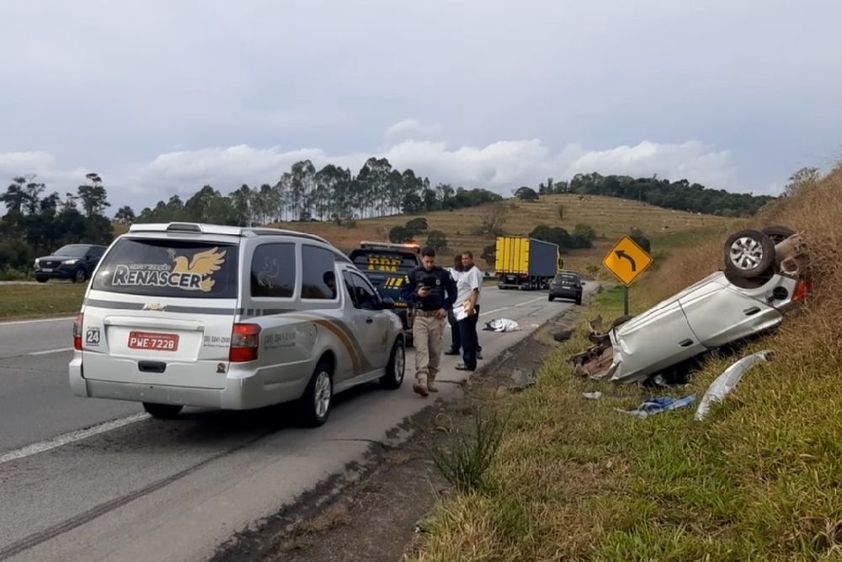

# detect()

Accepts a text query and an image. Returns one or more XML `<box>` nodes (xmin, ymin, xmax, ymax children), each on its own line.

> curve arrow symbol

<box><xmin>615</xmin><ymin>250</ymin><xmax>637</xmax><ymax>272</ymax></box>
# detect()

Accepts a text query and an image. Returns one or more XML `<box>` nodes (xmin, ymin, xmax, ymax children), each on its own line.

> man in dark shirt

<box><xmin>401</xmin><ymin>247</ymin><xmax>457</xmax><ymax>397</ymax></box>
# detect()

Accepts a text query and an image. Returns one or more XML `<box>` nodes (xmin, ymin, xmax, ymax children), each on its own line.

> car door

<box><xmin>85</xmin><ymin>246</ymin><xmax>104</xmax><ymax>270</ymax></box>
<box><xmin>612</xmin><ymin>295</ymin><xmax>705</xmax><ymax>380</ymax></box>
<box><xmin>679</xmin><ymin>272</ymin><xmax>785</xmax><ymax>348</ymax></box>
<box><xmin>345</xmin><ymin>271</ymin><xmax>390</xmax><ymax>370</ymax></box>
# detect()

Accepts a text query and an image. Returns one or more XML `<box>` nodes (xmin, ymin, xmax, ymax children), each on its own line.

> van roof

<box><xmin>126</xmin><ymin>222</ymin><xmax>351</xmax><ymax>263</ymax></box>
<box><xmin>128</xmin><ymin>222</ymin><xmax>331</xmax><ymax>245</ymax></box>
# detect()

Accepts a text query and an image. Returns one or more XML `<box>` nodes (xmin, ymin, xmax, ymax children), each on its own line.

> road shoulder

<box><xmin>211</xmin><ymin>307</ymin><xmax>581</xmax><ymax>562</ymax></box>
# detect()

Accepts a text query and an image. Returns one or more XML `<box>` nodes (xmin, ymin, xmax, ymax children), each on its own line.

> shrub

<box><xmin>425</xmin><ymin>230</ymin><xmax>448</xmax><ymax>252</ymax></box>
<box><xmin>431</xmin><ymin>408</ymin><xmax>507</xmax><ymax>494</ymax></box>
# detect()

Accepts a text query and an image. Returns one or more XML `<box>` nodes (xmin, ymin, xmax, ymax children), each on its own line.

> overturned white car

<box><xmin>572</xmin><ymin>226</ymin><xmax>809</xmax><ymax>384</ymax></box>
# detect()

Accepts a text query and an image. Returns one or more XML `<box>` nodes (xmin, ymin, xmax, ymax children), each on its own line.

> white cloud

<box><xmin>0</xmin><ymin>151</ymin><xmax>90</xmax><ymax>193</ymax></box>
<box><xmin>0</xmin><ymin>151</ymin><xmax>56</xmax><ymax>176</ymax></box>
<box><xmin>383</xmin><ymin>119</ymin><xmax>442</xmax><ymax>142</ymax></box>
<box><xmin>380</xmin><ymin>139</ymin><xmax>739</xmax><ymax>193</ymax></box>
<box><xmin>563</xmin><ymin>141</ymin><xmax>738</xmax><ymax>189</ymax></box>
<box><xmin>0</xmin><ymin>138</ymin><xmax>749</xmax><ymax>212</ymax></box>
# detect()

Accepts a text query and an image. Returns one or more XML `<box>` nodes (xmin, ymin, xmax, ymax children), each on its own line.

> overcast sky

<box><xmin>1</xmin><ymin>0</ymin><xmax>840</xmax><ymax>212</ymax></box>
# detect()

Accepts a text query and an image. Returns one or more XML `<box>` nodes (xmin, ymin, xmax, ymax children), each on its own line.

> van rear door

<box><xmin>81</xmin><ymin>237</ymin><xmax>240</xmax><ymax>389</ymax></box>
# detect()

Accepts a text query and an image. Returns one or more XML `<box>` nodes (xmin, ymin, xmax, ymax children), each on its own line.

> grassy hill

<box><xmin>276</xmin><ymin>194</ymin><xmax>731</xmax><ymax>273</ymax></box>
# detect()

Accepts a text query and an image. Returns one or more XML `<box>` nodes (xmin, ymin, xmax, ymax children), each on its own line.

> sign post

<box><xmin>602</xmin><ymin>236</ymin><xmax>654</xmax><ymax>315</ymax></box>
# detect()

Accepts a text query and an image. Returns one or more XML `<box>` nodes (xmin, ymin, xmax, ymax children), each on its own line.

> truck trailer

<box><xmin>495</xmin><ymin>236</ymin><xmax>560</xmax><ymax>290</ymax></box>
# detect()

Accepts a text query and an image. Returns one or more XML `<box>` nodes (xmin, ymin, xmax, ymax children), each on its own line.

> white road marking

<box><xmin>514</xmin><ymin>296</ymin><xmax>546</xmax><ymax>307</ymax></box>
<box><xmin>27</xmin><ymin>347</ymin><xmax>73</xmax><ymax>356</ymax></box>
<box><xmin>479</xmin><ymin>306</ymin><xmax>511</xmax><ymax>317</ymax></box>
<box><xmin>0</xmin><ymin>413</ymin><xmax>150</xmax><ymax>465</ymax></box>
<box><xmin>0</xmin><ymin>316</ymin><xmax>75</xmax><ymax>327</ymax></box>
<box><xmin>479</xmin><ymin>295</ymin><xmax>547</xmax><ymax>317</ymax></box>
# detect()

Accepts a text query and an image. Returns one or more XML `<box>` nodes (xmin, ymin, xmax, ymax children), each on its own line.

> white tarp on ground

<box><xmin>484</xmin><ymin>318</ymin><xmax>520</xmax><ymax>332</ymax></box>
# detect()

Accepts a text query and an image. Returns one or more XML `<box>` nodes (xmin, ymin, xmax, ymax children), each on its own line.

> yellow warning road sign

<box><xmin>602</xmin><ymin>236</ymin><xmax>653</xmax><ymax>286</ymax></box>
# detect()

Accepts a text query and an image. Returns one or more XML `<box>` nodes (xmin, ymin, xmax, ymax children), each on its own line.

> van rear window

<box><xmin>92</xmin><ymin>239</ymin><xmax>239</xmax><ymax>299</ymax></box>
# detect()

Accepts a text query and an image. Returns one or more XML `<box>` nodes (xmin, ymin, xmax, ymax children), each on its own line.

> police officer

<box><xmin>401</xmin><ymin>247</ymin><xmax>457</xmax><ymax>397</ymax></box>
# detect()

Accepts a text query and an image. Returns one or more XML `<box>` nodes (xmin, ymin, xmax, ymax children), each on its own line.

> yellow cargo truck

<box><xmin>495</xmin><ymin>236</ymin><xmax>560</xmax><ymax>290</ymax></box>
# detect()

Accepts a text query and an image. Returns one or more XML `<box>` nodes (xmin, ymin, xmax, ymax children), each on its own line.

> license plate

<box><xmin>128</xmin><ymin>331</ymin><xmax>179</xmax><ymax>351</ymax></box>
<box><xmin>40</xmin><ymin>268</ymin><xmax>53</xmax><ymax>272</ymax></box>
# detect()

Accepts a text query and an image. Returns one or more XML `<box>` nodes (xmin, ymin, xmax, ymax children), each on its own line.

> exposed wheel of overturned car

<box><xmin>723</xmin><ymin>229</ymin><xmax>776</xmax><ymax>279</ymax></box>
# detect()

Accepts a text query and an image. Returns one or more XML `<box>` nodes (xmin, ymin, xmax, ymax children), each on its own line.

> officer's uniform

<box><xmin>401</xmin><ymin>266</ymin><xmax>457</xmax><ymax>393</ymax></box>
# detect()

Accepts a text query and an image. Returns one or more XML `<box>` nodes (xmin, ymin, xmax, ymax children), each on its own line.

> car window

<box><xmin>55</xmin><ymin>244</ymin><xmax>89</xmax><ymax>258</ymax></box>
<box><xmin>301</xmin><ymin>245</ymin><xmax>337</xmax><ymax>300</ymax></box>
<box><xmin>251</xmin><ymin>243</ymin><xmax>295</xmax><ymax>298</ymax></box>
<box><xmin>556</xmin><ymin>274</ymin><xmax>579</xmax><ymax>283</ymax></box>
<box><xmin>91</xmin><ymin>238</ymin><xmax>239</xmax><ymax>299</ymax></box>
<box><xmin>350</xmin><ymin>272</ymin><xmax>380</xmax><ymax>310</ymax></box>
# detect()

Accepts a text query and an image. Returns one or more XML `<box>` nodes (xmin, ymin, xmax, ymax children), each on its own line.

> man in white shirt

<box><xmin>445</xmin><ymin>255</ymin><xmax>463</xmax><ymax>356</ymax></box>
<box><xmin>454</xmin><ymin>251</ymin><xmax>483</xmax><ymax>371</ymax></box>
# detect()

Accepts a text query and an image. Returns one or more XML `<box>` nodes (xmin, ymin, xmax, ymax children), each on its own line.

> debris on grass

<box><xmin>695</xmin><ymin>350</ymin><xmax>773</xmax><ymax>421</ymax></box>
<box><xmin>615</xmin><ymin>395</ymin><xmax>696</xmax><ymax>419</ymax></box>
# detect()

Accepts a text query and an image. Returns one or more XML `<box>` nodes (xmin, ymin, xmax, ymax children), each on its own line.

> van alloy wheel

<box><xmin>314</xmin><ymin>370</ymin><xmax>332</xmax><ymax>420</ymax></box>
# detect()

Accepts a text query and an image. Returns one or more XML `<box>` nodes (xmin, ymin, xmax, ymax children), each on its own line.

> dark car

<box><xmin>348</xmin><ymin>241</ymin><xmax>421</xmax><ymax>344</ymax></box>
<box><xmin>34</xmin><ymin>244</ymin><xmax>108</xmax><ymax>283</ymax></box>
<box><xmin>548</xmin><ymin>270</ymin><xmax>584</xmax><ymax>304</ymax></box>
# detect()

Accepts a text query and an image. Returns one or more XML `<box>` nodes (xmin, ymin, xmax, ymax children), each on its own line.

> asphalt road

<box><xmin>0</xmin><ymin>287</ymin><xmax>584</xmax><ymax>562</ymax></box>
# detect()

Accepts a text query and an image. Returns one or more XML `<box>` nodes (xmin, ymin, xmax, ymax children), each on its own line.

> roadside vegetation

<box><xmin>410</xmin><ymin>166</ymin><xmax>842</xmax><ymax>560</ymax></box>
<box><xmin>0</xmin><ymin>283</ymin><xmax>86</xmax><ymax>320</ymax></box>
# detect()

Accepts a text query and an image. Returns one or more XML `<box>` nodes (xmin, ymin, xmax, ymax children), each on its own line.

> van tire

<box><xmin>298</xmin><ymin>361</ymin><xmax>333</xmax><ymax>427</ymax></box>
<box><xmin>380</xmin><ymin>339</ymin><xmax>406</xmax><ymax>390</ymax></box>
<box><xmin>143</xmin><ymin>402</ymin><xmax>183</xmax><ymax>419</ymax></box>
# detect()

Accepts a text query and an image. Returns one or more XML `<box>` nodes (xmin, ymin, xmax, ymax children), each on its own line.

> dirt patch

<box><xmin>212</xmin><ymin>308</ymin><xmax>581</xmax><ymax>562</ymax></box>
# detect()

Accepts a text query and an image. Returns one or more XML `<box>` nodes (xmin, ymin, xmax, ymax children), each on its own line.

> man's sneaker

<box><xmin>413</xmin><ymin>382</ymin><xmax>429</xmax><ymax>397</ymax></box>
<box><xmin>427</xmin><ymin>382</ymin><xmax>439</xmax><ymax>393</ymax></box>
<box><xmin>444</xmin><ymin>349</ymin><xmax>460</xmax><ymax>356</ymax></box>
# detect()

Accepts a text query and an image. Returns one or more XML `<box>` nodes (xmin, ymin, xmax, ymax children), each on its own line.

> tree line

<box><xmin>0</xmin><ymin>174</ymin><xmax>114</xmax><ymax>275</ymax></box>
<box><xmin>0</xmin><ymin>157</ymin><xmax>503</xmax><ymax>276</ymax></box>
<box><xmin>137</xmin><ymin>157</ymin><xmax>502</xmax><ymax>226</ymax></box>
<box><xmin>522</xmin><ymin>172</ymin><xmax>775</xmax><ymax>216</ymax></box>
<box><xmin>2</xmin><ymin>158</ymin><xmax>800</xmax><ymax>277</ymax></box>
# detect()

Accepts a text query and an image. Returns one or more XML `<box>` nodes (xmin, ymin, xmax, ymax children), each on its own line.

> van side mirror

<box><xmin>378</xmin><ymin>298</ymin><xmax>395</xmax><ymax>310</ymax></box>
<box><xmin>581</xmin><ymin>281</ymin><xmax>586</xmax><ymax>286</ymax></box>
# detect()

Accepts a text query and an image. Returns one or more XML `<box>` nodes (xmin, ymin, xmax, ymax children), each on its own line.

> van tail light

<box><xmin>73</xmin><ymin>313</ymin><xmax>84</xmax><ymax>350</ymax></box>
<box><xmin>229</xmin><ymin>323</ymin><xmax>261</xmax><ymax>362</ymax></box>
<box><xmin>793</xmin><ymin>279</ymin><xmax>811</xmax><ymax>303</ymax></box>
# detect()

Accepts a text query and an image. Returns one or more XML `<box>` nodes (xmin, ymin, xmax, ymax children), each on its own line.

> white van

<box><xmin>68</xmin><ymin>223</ymin><xmax>406</xmax><ymax>426</ymax></box>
